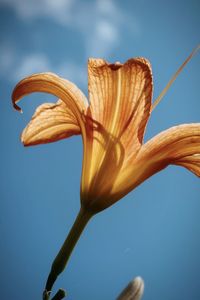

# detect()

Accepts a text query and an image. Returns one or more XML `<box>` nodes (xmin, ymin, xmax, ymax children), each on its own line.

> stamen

<box><xmin>152</xmin><ymin>45</ymin><xmax>200</xmax><ymax>111</ymax></box>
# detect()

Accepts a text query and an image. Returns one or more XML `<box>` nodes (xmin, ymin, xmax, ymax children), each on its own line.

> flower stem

<box><xmin>43</xmin><ymin>207</ymin><xmax>93</xmax><ymax>299</ymax></box>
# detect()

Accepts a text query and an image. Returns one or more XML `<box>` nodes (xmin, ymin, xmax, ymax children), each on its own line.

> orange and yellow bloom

<box><xmin>12</xmin><ymin>57</ymin><xmax>200</xmax><ymax>213</ymax></box>
<box><xmin>12</xmin><ymin>51</ymin><xmax>199</xmax><ymax>299</ymax></box>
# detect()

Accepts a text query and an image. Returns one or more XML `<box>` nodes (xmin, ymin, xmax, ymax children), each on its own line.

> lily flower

<box><xmin>12</xmin><ymin>47</ymin><xmax>199</xmax><ymax>300</ymax></box>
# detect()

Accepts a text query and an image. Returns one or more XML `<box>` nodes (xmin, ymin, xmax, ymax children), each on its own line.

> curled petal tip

<box><xmin>20</xmin><ymin>137</ymin><xmax>26</xmax><ymax>146</ymax></box>
<box><xmin>12</xmin><ymin>88</ymin><xmax>23</xmax><ymax>112</ymax></box>
<box><xmin>13</xmin><ymin>102</ymin><xmax>23</xmax><ymax>113</ymax></box>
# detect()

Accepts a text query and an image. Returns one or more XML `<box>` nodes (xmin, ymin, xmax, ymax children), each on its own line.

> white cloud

<box><xmin>0</xmin><ymin>47</ymin><xmax>86</xmax><ymax>90</ymax></box>
<box><xmin>0</xmin><ymin>49</ymin><xmax>51</xmax><ymax>82</ymax></box>
<box><xmin>70</xmin><ymin>0</ymin><xmax>127</xmax><ymax>58</ymax></box>
<box><xmin>96</xmin><ymin>20</ymin><xmax>118</xmax><ymax>41</ymax></box>
<box><xmin>0</xmin><ymin>44</ymin><xmax>16</xmax><ymax>74</ymax></box>
<box><xmin>0</xmin><ymin>0</ymin><xmax>140</xmax><ymax>58</ymax></box>
<box><xmin>13</xmin><ymin>54</ymin><xmax>51</xmax><ymax>81</ymax></box>
<box><xmin>86</xmin><ymin>19</ymin><xmax>119</xmax><ymax>58</ymax></box>
<box><xmin>0</xmin><ymin>0</ymin><xmax>74</xmax><ymax>23</ymax></box>
<box><xmin>96</xmin><ymin>0</ymin><xmax>116</xmax><ymax>15</ymax></box>
<box><xmin>0</xmin><ymin>0</ymin><xmax>141</xmax><ymax>85</ymax></box>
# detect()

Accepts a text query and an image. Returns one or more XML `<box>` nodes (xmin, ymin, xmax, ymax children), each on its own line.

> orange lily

<box><xmin>12</xmin><ymin>48</ymin><xmax>199</xmax><ymax>300</ymax></box>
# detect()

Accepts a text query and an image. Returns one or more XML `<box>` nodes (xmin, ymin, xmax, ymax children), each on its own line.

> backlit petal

<box><xmin>111</xmin><ymin>124</ymin><xmax>200</xmax><ymax>206</ymax></box>
<box><xmin>21</xmin><ymin>100</ymin><xmax>81</xmax><ymax>146</ymax></box>
<box><xmin>140</xmin><ymin>123</ymin><xmax>200</xmax><ymax>173</ymax></box>
<box><xmin>88</xmin><ymin>58</ymin><xmax>153</xmax><ymax>155</ymax></box>
<box><xmin>12</xmin><ymin>72</ymin><xmax>88</xmax><ymax>132</ymax></box>
<box><xmin>173</xmin><ymin>154</ymin><xmax>200</xmax><ymax>176</ymax></box>
<box><xmin>82</xmin><ymin>58</ymin><xmax>153</xmax><ymax>208</ymax></box>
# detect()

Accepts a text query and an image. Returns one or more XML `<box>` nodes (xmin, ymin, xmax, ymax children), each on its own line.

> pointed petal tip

<box><xmin>13</xmin><ymin>102</ymin><xmax>23</xmax><ymax>113</ymax></box>
<box><xmin>23</xmin><ymin>143</ymin><xmax>29</xmax><ymax>147</ymax></box>
<box><xmin>20</xmin><ymin>137</ymin><xmax>38</xmax><ymax>147</ymax></box>
<box><xmin>20</xmin><ymin>135</ymin><xmax>27</xmax><ymax>146</ymax></box>
<box><xmin>12</xmin><ymin>84</ymin><xmax>23</xmax><ymax>112</ymax></box>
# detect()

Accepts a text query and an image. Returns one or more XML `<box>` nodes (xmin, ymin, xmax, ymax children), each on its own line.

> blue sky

<box><xmin>0</xmin><ymin>0</ymin><xmax>200</xmax><ymax>299</ymax></box>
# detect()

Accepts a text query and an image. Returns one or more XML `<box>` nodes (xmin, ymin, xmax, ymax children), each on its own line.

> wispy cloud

<box><xmin>13</xmin><ymin>54</ymin><xmax>51</xmax><ymax>81</ymax></box>
<box><xmin>0</xmin><ymin>49</ymin><xmax>86</xmax><ymax>89</ymax></box>
<box><xmin>86</xmin><ymin>19</ymin><xmax>119</xmax><ymax>58</ymax></box>
<box><xmin>0</xmin><ymin>47</ymin><xmax>51</xmax><ymax>82</ymax></box>
<box><xmin>0</xmin><ymin>0</ymin><xmax>140</xmax><ymax>86</ymax></box>
<box><xmin>0</xmin><ymin>44</ymin><xmax>16</xmax><ymax>75</ymax></box>
<box><xmin>0</xmin><ymin>0</ymin><xmax>74</xmax><ymax>23</ymax></box>
<box><xmin>1</xmin><ymin>0</ymin><xmax>140</xmax><ymax>58</ymax></box>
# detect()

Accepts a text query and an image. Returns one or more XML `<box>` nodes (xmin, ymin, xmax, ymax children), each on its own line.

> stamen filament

<box><xmin>152</xmin><ymin>45</ymin><xmax>200</xmax><ymax>111</ymax></box>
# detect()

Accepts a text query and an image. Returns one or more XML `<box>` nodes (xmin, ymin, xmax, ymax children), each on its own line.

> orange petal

<box><xmin>82</xmin><ymin>58</ymin><xmax>153</xmax><ymax>204</ymax></box>
<box><xmin>111</xmin><ymin>123</ymin><xmax>200</xmax><ymax>206</ymax></box>
<box><xmin>21</xmin><ymin>100</ymin><xmax>81</xmax><ymax>146</ymax></box>
<box><xmin>140</xmin><ymin>123</ymin><xmax>200</xmax><ymax>166</ymax></box>
<box><xmin>173</xmin><ymin>154</ymin><xmax>200</xmax><ymax>176</ymax></box>
<box><xmin>12</xmin><ymin>72</ymin><xmax>88</xmax><ymax>131</ymax></box>
<box><xmin>135</xmin><ymin>123</ymin><xmax>200</xmax><ymax>183</ymax></box>
<box><xmin>88</xmin><ymin>58</ymin><xmax>153</xmax><ymax>154</ymax></box>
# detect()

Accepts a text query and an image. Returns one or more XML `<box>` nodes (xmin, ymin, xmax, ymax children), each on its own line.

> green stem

<box><xmin>43</xmin><ymin>207</ymin><xmax>93</xmax><ymax>299</ymax></box>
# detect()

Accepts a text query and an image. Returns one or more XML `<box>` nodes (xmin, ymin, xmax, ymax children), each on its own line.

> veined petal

<box><xmin>12</xmin><ymin>72</ymin><xmax>88</xmax><ymax>131</ymax></box>
<box><xmin>173</xmin><ymin>154</ymin><xmax>200</xmax><ymax>176</ymax></box>
<box><xmin>82</xmin><ymin>58</ymin><xmax>153</xmax><ymax>206</ymax></box>
<box><xmin>21</xmin><ymin>100</ymin><xmax>81</xmax><ymax>146</ymax></box>
<box><xmin>140</xmin><ymin>123</ymin><xmax>200</xmax><ymax>171</ymax></box>
<box><xmin>88</xmin><ymin>58</ymin><xmax>153</xmax><ymax>154</ymax></box>
<box><xmin>111</xmin><ymin>124</ymin><xmax>200</xmax><ymax>206</ymax></box>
